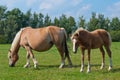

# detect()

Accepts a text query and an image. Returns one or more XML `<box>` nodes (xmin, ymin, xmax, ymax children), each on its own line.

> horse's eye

<box><xmin>8</xmin><ymin>55</ymin><xmax>11</xmax><ymax>59</ymax></box>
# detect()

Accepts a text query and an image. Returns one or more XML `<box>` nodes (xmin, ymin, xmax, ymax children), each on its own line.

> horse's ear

<box><xmin>75</xmin><ymin>33</ymin><xmax>79</xmax><ymax>37</ymax></box>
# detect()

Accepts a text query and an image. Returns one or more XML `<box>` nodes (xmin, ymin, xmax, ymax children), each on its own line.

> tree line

<box><xmin>0</xmin><ymin>6</ymin><xmax>120</xmax><ymax>43</ymax></box>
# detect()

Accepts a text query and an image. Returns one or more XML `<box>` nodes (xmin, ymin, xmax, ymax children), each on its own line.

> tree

<box><xmin>78</xmin><ymin>16</ymin><xmax>86</xmax><ymax>29</ymax></box>
<box><xmin>0</xmin><ymin>6</ymin><xmax>7</xmax><ymax>34</ymax></box>
<box><xmin>24</xmin><ymin>9</ymin><xmax>32</xmax><ymax>26</ymax></box>
<box><xmin>104</xmin><ymin>17</ymin><xmax>110</xmax><ymax>31</ymax></box>
<box><xmin>38</xmin><ymin>13</ymin><xmax>44</xmax><ymax>27</ymax></box>
<box><xmin>110</xmin><ymin>17</ymin><xmax>120</xmax><ymax>31</ymax></box>
<box><xmin>87</xmin><ymin>12</ymin><xmax>98</xmax><ymax>31</ymax></box>
<box><xmin>54</xmin><ymin>17</ymin><xmax>59</xmax><ymax>26</ymax></box>
<box><xmin>31</xmin><ymin>12</ymin><xmax>39</xmax><ymax>28</ymax></box>
<box><xmin>44</xmin><ymin>14</ymin><xmax>51</xmax><ymax>26</ymax></box>
<box><xmin>97</xmin><ymin>14</ymin><xmax>105</xmax><ymax>29</ymax></box>
<box><xmin>4</xmin><ymin>8</ymin><xmax>23</xmax><ymax>43</ymax></box>
<box><xmin>68</xmin><ymin>16</ymin><xmax>76</xmax><ymax>33</ymax></box>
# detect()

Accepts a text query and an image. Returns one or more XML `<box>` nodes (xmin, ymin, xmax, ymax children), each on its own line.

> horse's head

<box><xmin>8</xmin><ymin>50</ymin><xmax>19</xmax><ymax>67</ymax></box>
<box><xmin>71</xmin><ymin>33</ymin><xmax>80</xmax><ymax>53</ymax></box>
<box><xmin>71</xmin><ymin>28</ymin><xmax>88</xmax><ymax>53</ymax></box>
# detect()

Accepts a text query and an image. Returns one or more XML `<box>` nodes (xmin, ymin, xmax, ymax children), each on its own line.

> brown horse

<box><xmin>8</xmin><ymin>26</ymin><xmax>72</xmax><ymax>68</ymax></box>
<box><xmin>71</xmin><ymin>28</ymin><xmax>112</xmax><ymax>73</ymax></box>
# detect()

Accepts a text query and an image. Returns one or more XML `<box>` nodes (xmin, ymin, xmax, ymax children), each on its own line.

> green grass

<box><xmin>0</xmin><ymin>42</ymin><xmax>120</xmax><ymax>80</ymax></box>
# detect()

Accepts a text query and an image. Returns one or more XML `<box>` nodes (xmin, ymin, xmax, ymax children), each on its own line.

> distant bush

<box><xmin>109</xmin><ymin>30</ymin><xmax>120</xmax><ymax>42</ymax></box>
<box><xmin>0</xmin><ymin>35</ymin><xmax>7</xmax><ymax>44</ymax></box>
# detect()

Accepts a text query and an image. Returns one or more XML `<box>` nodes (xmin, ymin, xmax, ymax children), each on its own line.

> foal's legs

<box><xmin>80</xmin><ymin>48</ymin><xmax>85</xmax><ymax>72</ymax></box>
<box><xmin>104</xmin><ymin>46</ymin><xmax>112</xmax><ymax>71</ymax></box>
<box><xmin>99</xmin><ymin>47</ymin><xmax>105</xmax><ymax>69</ymax></box>
<box><xmin>24</xmin><ymin>46</ymin><xmax>38</xmax><ymax>68</ymax></box>
<box><xmin>87</xmin><ymin>49</ymin><xmax>91</xmax><ymax>73</ymax></box>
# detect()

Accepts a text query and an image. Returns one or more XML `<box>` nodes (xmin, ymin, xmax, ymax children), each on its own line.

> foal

<box><xmin>71</xmin><ymin>28</ymin><xmax>112</xmax><ymax>73</ymax></box>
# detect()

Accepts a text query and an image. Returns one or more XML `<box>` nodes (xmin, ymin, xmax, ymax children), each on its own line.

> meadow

<box><xmin>0</xmin><ymin>42</ymin><xmax>120</xmax><ymax>80</ymax></box>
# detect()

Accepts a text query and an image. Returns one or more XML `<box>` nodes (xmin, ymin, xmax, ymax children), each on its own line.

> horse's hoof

<box><xmin>80</xmin><ymin>70</ymin><xmax>83</xmax><ymax>72</ymax></box>
<box><xmin>24</xmin><ymin>65</ymin><xmax>30</xmax><ymax>68</ymax></box>
<box><xmin>80</xmin><ymin>69</ymin><xmax>83</xmax><ymax>72</ymax></box>
<box><xmin>87</xmin><ymin>71</ymin><xmax>90</xmax><ymax>73</ymax></box>
<box><xmin>108</xmin><ymin>66</ymin><xmax>112</xmax><ymax>71</ymax></box>
<box><xmin>59</xmin><ymin>65</ymin><xmax>64</xmax><ymax>69</ymax></box>
<box><xmin>100</xmin><ymin>66</ymin><xmax>104</xmax><ymax>69</ymax></box>
<box><xmin>34</xmin><ymin>65</ymin><xmax>38</xmax><ymax>69</ymax></box>
<box><xmin>87</xmin><ymin>69</ymin><xmax>91</xmax><ymax>73</ymax></box>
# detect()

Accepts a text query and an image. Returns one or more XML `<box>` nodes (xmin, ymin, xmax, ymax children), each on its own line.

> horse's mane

<box><xmin>10</xmin><ymin>28</ymin><xmax>24</xmax><ymax>51</ymax></box>
<box><xmin>71</xmin><ymin>27</ymin><xmax>88</xmax><ymax>39</ymax></box>
<box><xmin>75</xmin><ymin>27</ymin><xmax>88</xmax><ymax>33</ymax></box>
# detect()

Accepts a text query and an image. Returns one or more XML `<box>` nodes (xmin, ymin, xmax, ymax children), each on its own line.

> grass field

<box><xmin>0</xmin><ymin>42</ymin><xmax>120</xmax><ymax>80</ymax></box>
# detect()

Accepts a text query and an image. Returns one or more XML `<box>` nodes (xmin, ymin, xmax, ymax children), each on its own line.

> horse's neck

<box><xmin>10</xmin><ymin>28</ymin><xmax>23</xmax><ymax>54</ymax></box>
<box><xmin>10</xmin><ymin>43</ymin><xmax>20</xmax><ymax>54</ymax></box>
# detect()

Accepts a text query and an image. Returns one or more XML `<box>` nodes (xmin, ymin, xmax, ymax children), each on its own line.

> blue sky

<box><xmin>0</xmin><ymin>0</ymin><xmax>120</xmax><ymax>20</ymax></box>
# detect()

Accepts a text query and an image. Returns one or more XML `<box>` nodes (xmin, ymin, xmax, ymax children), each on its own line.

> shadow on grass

<box><xmin>36</xmin><ymin>64</ymin><xmax>100</xmax><ymax>70</ymax></box>
<box><xmin>111</xmin><ymin>68</ymin><xmax>120</xmax><ymax>73</ymax></box>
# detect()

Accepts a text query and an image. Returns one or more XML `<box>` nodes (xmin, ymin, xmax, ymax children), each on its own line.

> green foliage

<box><xmin>110</xmin><ymin>30</ymin><xmax>120</xmax><ymax>42</ymax></box>
<box><xmin>0</xmin><ymin>5</ymin><xmax>120</xmax><ymax>43</ymax></box>
<box><xmin>0</xmin><ymin>42</ymin><xmax>120</xmax><ymax>80</ymax></box>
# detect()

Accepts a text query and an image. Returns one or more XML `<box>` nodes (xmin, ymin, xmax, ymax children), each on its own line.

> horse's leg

<box><xmin>65</xmin><ymin>53</ymin><xmax>72</xmax><ymax>68</ymax></box>
<box><xmin>24</xmin><ymin>51</ymin><xmax>30</xmax><ymax>68</ymax></box>
<box><xmin>87</xmin><ymin>49</ymin><xmax>91</xmax><ymax>73</ymax></box>
<box><xmin>64</xmin><ymin>42</ymin><xmax>72</xmax><ymax>67</ymax></box>
<box><xmin>105</xmin><ymin>46</ymin><xmax>112</xmax><ymax>71</ymax></box>
<box><xmin>24</xmin><ymin>46</ymin><xmax>38</xmax><ymax>68</ymax></box>
<box><xmin>56</xmin><ymin>46</ymin><xmax>65</xmax><ymax>68</ymax></box>
<box><xmin>80</xmin><ymin>48</ymin><xmax>85</xmax><ymax>72</ymax></box>
<box><xmin>29</xmin><ymin>50</ymin><xmax>38</xmax><ymax>68</ymax></box>
<box><xmin>99</xmin><ymin>47</ymin><xmax>105</xmax><ymax>69</ymax></box>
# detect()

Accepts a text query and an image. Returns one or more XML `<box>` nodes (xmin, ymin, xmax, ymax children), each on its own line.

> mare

<box><xmin>8</xmin><ymin>26</ymin><xmax>72</xmax><ymax>68</ymax></box>
<box><xmin>71</xmin><ymin>28</ymin><xmax>112</xmax><ymax>73</ymax></box>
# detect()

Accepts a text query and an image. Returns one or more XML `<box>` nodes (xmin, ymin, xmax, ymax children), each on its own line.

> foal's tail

<box><xmin>107</xmin><ymin>32</ymin><xmax>112</xmax><ymax>46</ymax></box>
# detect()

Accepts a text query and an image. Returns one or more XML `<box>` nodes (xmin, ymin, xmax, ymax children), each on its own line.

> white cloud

<box><xmin>70</xmin><ymin>0</ymin><xmax>83</xmax><ymax>6</ymax></box>
<box><xmin>76</xmin><ymin>4</ymin><xmax>91</xmax><ymax>17</ymax></box>
<box><xmin>26</xmin><ymin>0</ymin><xmax>37</xmax><ymax>7</ymax></box>
<box><xmin>81</xmin><ymin>4</ymin><xmax>91</xmax><ymax>11</ymax></box>
<box><xmin>39</xmin><ymin>0</ymin><xmax>64</xmax><ymax>10</ymax></box>
<box><xmin>0</xmin><ymin>0</ymin><xmax>17</xmax><ymax>9</ymax></box>
<box><xmin>107</xmin><ymin>1</ymin><xmax>120</xmax><ymax>18</ymax></box>
<box><xmin>40</xmin><ymin>2</ymin><xmax>52</xmax><ymax>10</ymax></box>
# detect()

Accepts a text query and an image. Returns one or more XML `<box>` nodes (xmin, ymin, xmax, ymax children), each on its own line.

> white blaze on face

<box><xmin>73</xmin><ymin>39</ymin><xmax>77</xmax><ymax>52</ymax></box>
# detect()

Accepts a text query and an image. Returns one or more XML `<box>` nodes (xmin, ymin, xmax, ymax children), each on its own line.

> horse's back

<box><xmin>47</xmin><ymin>26</ymin><xmax>67</xmax><ymax>45</ymax></box>
<box><xmin>92</xmin><ymin>29</ymin><xmax>111</xmax><ymax>46</ymax></box>
<box><xmin>20</xmin><ymin>26</ymin><xmax>66</xmax><ymax>51</ymax></box>
<box><xmin>20</xmin><ymin>27</ymin><xmax>53</xmax><ymax>51</ymax></box>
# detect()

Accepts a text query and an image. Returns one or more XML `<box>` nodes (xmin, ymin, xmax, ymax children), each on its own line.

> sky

<box><xmin>0</xmin><ymin>0</ymin><xmax>120</xmax><ymax>21</ymax></box>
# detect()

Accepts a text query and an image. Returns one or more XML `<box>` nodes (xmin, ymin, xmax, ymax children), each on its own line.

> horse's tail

<box><xmin>10</xmin><ymin>28</ymin><xmax>23</xmax><ymax>51</ymax></box>
<box><xmin>107</xmin><ymin>32</ymin><xmax>112</xmax><ymax>46</ymax></box>
<box><xmin>61</xmin><ymin>28</ymin><xmax>69</xmax><ymax>57</ymax></box>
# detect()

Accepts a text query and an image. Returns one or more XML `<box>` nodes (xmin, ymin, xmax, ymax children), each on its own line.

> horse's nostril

<box><xmin>9</xmin><ymin>64</ymin><xmax>14</xmax><ymax>67</ymax></box>
<box><xmin>73</xmin><ymin>51</ymin><xmax>77</xmax><ymax>53</ymax></box>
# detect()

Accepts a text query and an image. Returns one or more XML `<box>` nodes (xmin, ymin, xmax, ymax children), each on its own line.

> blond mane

<box><xmin>10</xmin><ymin>28</ymin><xmax>24</xmax><ymax>51</ymax></box>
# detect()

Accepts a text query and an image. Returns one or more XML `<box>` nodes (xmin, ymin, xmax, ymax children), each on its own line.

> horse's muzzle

<box><xmin>73</xmin><ymin>51</ymin><xmax>77</xmax><ymax>54</ymax></box>
<box><xmin>9</xmin><ymin>63</ymin><xmax>15</xmax><ymax>67</ymax></box>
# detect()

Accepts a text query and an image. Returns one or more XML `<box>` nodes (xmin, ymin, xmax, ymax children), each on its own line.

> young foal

<box><xmin>71</xmin><ymin>28</ymin><xmax>112</xmax><ymax>73</ymax></box>
<box><xmin>8</xmin><ymin>26</ymin><xmax>72</xmax><ymax>68</ymax></box>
